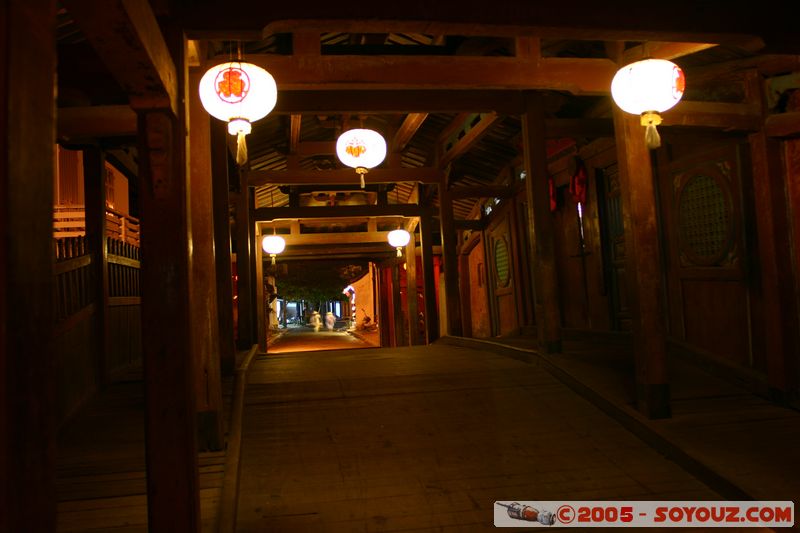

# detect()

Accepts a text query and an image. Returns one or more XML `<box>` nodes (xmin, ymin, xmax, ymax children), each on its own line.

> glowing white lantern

<box><xmin>387</xmin><ymin>229</ymin><xmax>411</xmax><ymax>257</ymax></box>
<box><xmin>199</xmin><ymin>61</ymin><xmax>277</xmax><ymax>165</ymax></box>
<box><xmin>335</xmin><ymin>128</ymin><xmax>386</xmax><ymax>188</ymax></box>
<box><xmin>611</xmin><ymin>59</ymin><xmax>685</xmax><ymax>149</ymax></box>
<box><xmin>261</xmin><ymin>234</ymin><xmax>286</xmax><ymax>265</ymax></box>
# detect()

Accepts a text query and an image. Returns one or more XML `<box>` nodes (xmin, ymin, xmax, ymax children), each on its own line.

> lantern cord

<box><xmin>645</xmin><ymin>124</ymin><xmax>661</xmax><ymax>149</ymax></box>
<box><xmin>236</xmin><ymin>131</ymin><xmax>248</xmax><ymax>166</ymax></box>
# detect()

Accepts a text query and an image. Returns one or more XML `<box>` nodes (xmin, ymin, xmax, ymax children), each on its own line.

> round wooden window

<box><xmin>677</xmin><ymin>173</ymin><xmax>733</xmax><ymax>265</ymax></box>
<box><xmin>494</xmin><ymin>238</ymin><xmax>511</xmax><ymax>288</ymax></box>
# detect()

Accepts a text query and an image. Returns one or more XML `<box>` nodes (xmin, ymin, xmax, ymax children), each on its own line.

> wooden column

<box><xmin>746</xmin><ymin>70</ymin><xmax>800</xmax><ymax>400</ymax></box>
<box><xmin>392</xmin><ymin>264</ymin><xmax>405</xmax><ymax>346</ymax></box>
<box><xmin>188</xmin><ymin>68</ymin><xmax>224</xmax><ymax>450</ymax></box>
<box><xmin>438</xmin><ymin>185</ymin><xmax>463</xmax><ymax>336</ymax></box>
<box><xmin>419</xmin><ymin>187</ymin><xmax>439</xmax><ymax>343</ymax></box>
<box><xmin>521</xmin><ymin>92</ymin><xmax>562</xmax><ymax>353</ymax></box>
<box><xmin>136</xmin><ymin>27</ymin><xmax>201</xmax><ymax>531</ymax></box>
<box><xmin>234</xmin><ymin>169</ymin><xmax>255</xmax><ymax>348</ymax></box>
<box><xmin>612</xmin><ymin>107</ymin><xmax>670</xmax><ymax>419</ymax></box>
<box><xmin>255</xmin><ymin>227</ymin><xmax>266</xmax><ymax>352</ymax></box>
<box><xmin>405</xmin><ymin>227</ymin><xmax>420</xmax><ymax>345</ymax></box>
<box><xmin>210</xmin><ymin>120</ymin><xmax>236</xmax><ymax>376</ymax></box>
<box><xmin>83</xmin><ymin>147</ymin><xmax>110</xmax><ymax>388</ymax></box>
<box><xmin>1</xmin><ymin>2</ymin><xmax>57</xmax><ymax>531</ymax></box>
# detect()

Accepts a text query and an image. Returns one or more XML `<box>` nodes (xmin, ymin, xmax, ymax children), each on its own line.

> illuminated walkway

<box><xmin>234</xmin><ymin>343</ymin><xmax>727</xmax><ymax>532</ymax></box>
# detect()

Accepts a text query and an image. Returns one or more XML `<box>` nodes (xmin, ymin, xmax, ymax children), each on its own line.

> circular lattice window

<box><xmin>494</xmin><ymin>238</ymin><xmax>511</xmax><ymax>288</ymax></box>
<box><xmin>677</xmin><ymin>174</ymin><xmax>733</xmax><ymax>265</ymax></box>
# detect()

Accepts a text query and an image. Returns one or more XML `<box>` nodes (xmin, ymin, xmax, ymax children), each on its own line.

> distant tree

<box><xmin>276</xmin><ymin>260</ymin><xmax>368</xmax><ymax>303</ymax></box>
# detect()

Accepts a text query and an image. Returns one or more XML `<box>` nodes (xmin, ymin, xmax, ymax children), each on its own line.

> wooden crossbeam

<box><xmin>622</xmin><ymin>42</ymin><xmax>718</xmax><ymax>63</ymax></box>
<box><xmin>765</xmin><ymin>111</ymin><xmax>800</xmax><ymax>138</ymax></box>
<box><xmin>57</xmin><ymin>105</ymin><xmax>137</xmax><ymax>141</ymax></box>
<box><xmin>263</xmin><ymin>230</ymin><xmax>396</xmax><ymax>245</ymax></box>
<box><xmin>439</xmin><ymin>113</ymin><xmax>499</xmax><ymax>168</ymax></box>
<box><xmin>224</xmin><ymin>54</ymin><xmax>617</xmax><ymax>95</ymax></box>
<box><xmin>448</xmin><ymin>185</ymin><xmax>516</xmax><ymax>200</ymax></box>
<box><xmin>247</xmin><ymin>167</ymin><xmax>444</xmax><ymax>186</ymax></box>
<box><xmin>289</xmin><ymin>114</ymin><xmax>302</xmax><ymax>153</ymax></box>
<box><xmin>391</xmin><ymin>113</ymin><xmax>428</xmax><ymax>152</ymax></box>
<box><xmin>62</xmin><ymin>0</ymin><xmax>177</xmax><ymax>113</ymax></box>
<box><xmin>661</xmin><ymin>101</ymin><xmax>761</xmax><ymax>131</ymax></box>
<box><xmin>254</xmin><ymin>204</ymin><xmax>435</xmax><ymax>221</ymax></box>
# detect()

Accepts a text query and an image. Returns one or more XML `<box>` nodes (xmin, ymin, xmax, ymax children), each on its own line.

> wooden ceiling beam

<box><xmin>254</xmin><ymin>204</ymin><xmax>435</xmax><ymax>221</ymax></box>
<box><xmin>448</xmin><ymin>185</ymin><xmax>516</xmax><ymax>200</ymax></box>
<box><xmin>661</xmin><ymin>101</ymin><xmax>762</xmax><ymax>131</ymax></box>
<box><xmin>225</xmin><ymin>54</ymin><xmax>617</xmax><ymax>95</ymax></box>
<box><xmin>622</xmin><ymin>42</ymin><xmax>718</xmax><ymax>63</ymax></box>
<box><xmin>57</xmin><ymin>105</ymin><xmax>137</xmax><ymax>141</ymax></box>
<box><xmin>273</xmin><ymin>90</ymin><xmax>529</xmax><ymax>114</ymax></box>
<box><xmin>439</xmin><ymin>113</ymin><xmax>499</xmax><ymax>168</ymax></box>
<box><xmin>296</xmin><ymin>141</ymin><xmax>335</xmax><ymax>156</ymax></box>
<box><xmin>261</xmin><ymin>231</ymin><xmax>396</xmax><ymax>246</ymax></box>
<box><xmin>764</xmin><ymin>112</ymin><xmax>800</xmax><ymax>138</ymax></box>
<box><xmin>391</xmin><ymin>113</ymin><xmax>429</xmax><ymax>152</ymax></box>
<box><xmin>247</xmin><ymin>167</ymin><xmax>444</xmax><ymax>186</ymax></box>
<box><xmin>289</xmin><ymin>114</ymin><xmax>302</xmax><ymax>153</ymax></box>
<box><xmin>62</xmin><ymin>0</ymin><xmax>177</xmax><ymax>114</ymax></box>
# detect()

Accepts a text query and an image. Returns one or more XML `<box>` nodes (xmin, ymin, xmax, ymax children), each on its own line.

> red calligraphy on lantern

<box><xmin>215</xmin><ymin>67</ymin><xmax>250</xmax><ymax>104</ymax></box>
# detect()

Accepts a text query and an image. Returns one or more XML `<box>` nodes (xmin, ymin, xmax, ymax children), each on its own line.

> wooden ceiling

<box><xmin>55</xmin><ymin>0</ymin><xmax>799</xmax><ymax>262</ymax></box>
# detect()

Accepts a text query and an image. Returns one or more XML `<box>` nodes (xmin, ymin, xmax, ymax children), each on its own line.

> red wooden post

<box><xmin>188</xmin><ymin>67</ymin><xmax>224</xmax><ymax>450</ymax></box>
<box><xmin>210</xmin><ymin>119</ymin><xmax>237</xmax><ymax>375</ymax></box>
<box><xmin>612</xmin><ymin>106</ymin><xmax>671</xmax><ymax>419</ymax></box>
<box><xmin>83</xmin><ymin>147</ymin><xmax>110</xmax><ymax>388</ymax></box>
<box><xmin>438</xmin><ymin>184</ymin><xmax>463</xmax><ymax>336</ymax></box>
<box><xmin>521</xmin><ymin>91</ymin><xmax>562</xmax><ymax>353</ymax></box>
<box><xmin>405</xmin><ymin>227</ymin><xmax>420</xmax><ymax>345</ymax></box>
<box><xmin>746</xmin><ymin>70</ymin><xmax>800</xmax><ymax>400</ymax></box>
<box><xmin>419</xmin><ymin>186</ymin><xmax>439</xmax><ymax>343</ymax></box>
<box><xmin>234</xmin><ymin>167</ymin><xmax>256</xmax><ymax>349</ymax></box>
<box><xmin>0</xmin><ymin>2</ymin><xmax>57</xmax><ymax>532</ymax></box>
<box><xmin>136</xmin><ymin>28</ymin><xmax>201</xmax><ymax>531</ymax></box>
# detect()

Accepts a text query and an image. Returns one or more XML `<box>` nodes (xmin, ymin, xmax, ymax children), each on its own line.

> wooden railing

<box><xmin>54</xmin><ymin>205</ymin><xmax>140</xmax><ymax>246</ymax></box>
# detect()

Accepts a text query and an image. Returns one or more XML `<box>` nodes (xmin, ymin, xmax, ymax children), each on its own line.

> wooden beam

<box><xmin>247</xmin><ymin>167</ymin><xmax>445</xmax><ymax>186</ymax></box>
<box><xmin>392</xmin><ymin>113</ymin><xmax>428</xmax><ymax>152</ymax></box>
<box><xmin>57</xmin><ymin>105</ymin><xmax>137</xmax><ymax>141</ymax></box>
<box><xmin>454</xmin><ymin>219</ymin><xmax>486</xmax><ymax>231</ymax></box>
<box><xmin>765</xmin><ymin>111</ymin><xmax>800</xmax><ymax>138</ymax></box>
<box><xmin>289</xmin><ymin>114</ymin><xmax>302</xmax><ymax>153</ymax></box>
<box><xmin>228</xmin><ymin>54</ymin><xmax>618</xmax><ymax>95</ymax></box>
<box><xmin>623</xmin><ymin>42</ymin><xmax>718</xmax><ymax>63</ymax></box>
<box><xmin>448</xmin><ymin>185</ymin><xmax>515</xmax><ymax>200</ymax></box>
<box><xmin>254</xmin><ymin>204</ymin><xmax>434</xmax><ymax>220</ymax></box>
<box><xmin>438</xmin><ymin>185</ymin><xmax>462</xmax><ymax>336</ymax></box>
<box><xmin>296</xmin><ymin>141</ymin><xmax>335</xmax><ymax>156</ymax></box>
<box><xmin>1</xmin><ymin>3</ymin><xmax>57</xmax><ymax>531</ymax></box>
<box><xmin>273</xmin><ymin>90</ymin><xmax>529</xmax><ymax>114</ymax></box>
<box><xmin>662</xmin><ymin>101</ymin><xmax>761</xmax><ymax>131</ymax></box>
<box><xmin>439</xmin><ymin>113</ymin><xmax>499</xmax><ymax>168</ymax></box>
<box><xmin>61</xmin><ymin>0</ymin><xmax>177</xmax><ymax>113</ymax></box>
<box><xmin>271</xmin><ymin>230</ymin><xmax>396</xmax><ymax>245</ymax></box>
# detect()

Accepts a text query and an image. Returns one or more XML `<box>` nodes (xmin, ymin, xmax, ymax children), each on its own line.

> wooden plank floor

<box><xmin>56</xmin><ymin>366</ymin><xmax>235</xmax><ymax>533</ymax></box>
<box><xmin>235</xmin><ymin>344</ymin><xmax>730</xmax><ymax>532</ymax></box>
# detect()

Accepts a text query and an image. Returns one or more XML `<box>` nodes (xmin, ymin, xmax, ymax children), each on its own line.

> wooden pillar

<box><xmin>405</xmin><ymin>226</ymin><xmax>420</xmax><ymax>345</ymax></box>
<box><xmin>392</xmin><ymin>264</ymin><xmax>405</xmax><ymax>346</ymax></box>
<box><xmin>438</xmin><ymin>185</ymin><xmax>463</xmax><ymax>336</ymax></box>
<box><xmin>210</xmin><ymin>120</ymin><xmax>236</xmax><ymax>376</ymax></box>
<box><xmin>746</xmin><ymin>70</ymin><xmax>800</xmax><ymax>400</ymax></box>
<box><xmin>137</xmin><ymin>27</ymin><xmax>201</xmax><ymax>531</ymax></box>
<box><xmin>419</xmin><ymin>187</ymin><xmax>439</xmax><ymax>343</ymax></box>
<box><xmin>612</xmin><ymin>106</ymin><xmax>670</xmax><ymax>419</ymax></box>
<box><xmin>188</xmin><ymin>68</ymin><xmax>224</xmax><ymax>451</ymax></box>
<box><xmin>521</xmin><ymin>92</ymin><xmax>562</xmax><ymax>353</ymax></box>
<box><xmin>255</xmin><ymin>226</ymin><xmax>266</xmax><ymax>352</ymax></box>
<box><xmin>83</xmin><ymin>147</ymin><xmax>109</xmax><ymax>388</ymax></box>
<box><xmin>0</xmin><ymin>2</ymin><xmax>57</xmax><ymax>531</ymax></box>
<box><xmin>234</xmin><ymin>169</ymin><xmax>255</xmax><ymax>348</ymax></box>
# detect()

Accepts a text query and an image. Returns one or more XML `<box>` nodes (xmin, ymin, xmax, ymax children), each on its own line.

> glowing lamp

<box><xmin>610</xmin><ymin>59</ymin><xmax>685</xmax><ymax>149</ymax></box>
<box><xmin>387</xmin><ymin>229</ymin><xmax>411</xmax><ymax>257</ymax></box>
<box><xmin>199</xmin><ymin>61</ymin><xmax>277</xmax><ymax>165</ymax></box>
<box><xmin>261</xmin><ymin>234</ymin><xmax>285</xmax><ymax>265</ymax></box>
<box><xmin>335</xmin><ymin>128</ymin><xmax>386</xmax><ymax>188</ymax></box>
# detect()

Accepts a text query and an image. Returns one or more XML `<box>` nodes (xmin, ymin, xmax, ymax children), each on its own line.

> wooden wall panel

<box><xmin>467</xmin><ymin>237</ymin><xmax>491</xmax><ymax>338</ymax></box>
<box><xmin>658</xmin><ymin>136</ymin><xmax>753</xmax><ymax>367</ymax></box>
<box><xmin>56</xmin><ymin>316</ymin><xmax>97</xmax><ymax>425</ymax></box>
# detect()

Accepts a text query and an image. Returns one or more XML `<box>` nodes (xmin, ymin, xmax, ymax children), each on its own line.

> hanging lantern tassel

<box><xmin>236</xmin><ymin>130</ymin><xmax>248</xmax><ymax>165</ymax></box>
<box><xmin>357</xmin><ymin>167</ymin><xmax>367</xmax><ymax>188</ymax></box>
<box><xmin>641</xmin><ymin>111</ymin><xmax>662</xmax><ymax>150</ymax></box>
